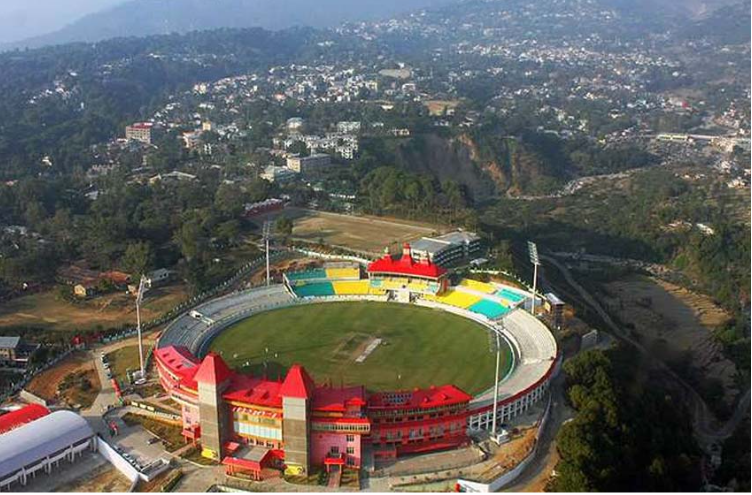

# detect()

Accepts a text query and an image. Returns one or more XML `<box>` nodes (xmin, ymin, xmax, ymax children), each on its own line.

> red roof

<box><xmin>368</xmin><ymin>385</ymin><xmax>472</xmax><ymax>410</ymax></box>
<box><xmin>312</xmin><ymin>385</ymin><xmax>366</xmax><ymax>412</ymax></box>
<box><xmin>223</xmin><ymin>374</ymin><xmax>284</xmax><ymax>408</ymax></box>
<box><xmin>367</xmin><ymin>244</ymin><xmax>446</xmax><ymax>279</ymax></box>
<box><xmin>193</xmin><ymin>353</ymin><xmax>234</xmax><ymax>386</ymax></box>
<box><xmin>0</xmin><ymin>404</ymin><xmax>50</xmax><ymax>435</ymax></box>
<box><xmin>279</xmin><ymin>365</ymin><xmax>315</xmax><ymax>399</ymax></box>
<box><xmin>155</xmin><ymin>346</ymin><xmax>199</xmax><ymax>374</ymax></box>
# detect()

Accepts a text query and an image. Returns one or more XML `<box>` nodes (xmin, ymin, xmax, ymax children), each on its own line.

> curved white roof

<box><xmin>0</xmin><ymin>410</ymin><xmax>94</xmax><ymax>478</ymax></box>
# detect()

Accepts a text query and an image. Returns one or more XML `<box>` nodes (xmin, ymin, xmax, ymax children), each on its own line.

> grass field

<box><xmin>0</xmin><ymin>284</ymin><xmax>187</xmax><ymax>332</ymax></box>
<box><xmin>209</xmin><ymin>302</ymin><xmax>512</xmax><ymax>395</ymax></box>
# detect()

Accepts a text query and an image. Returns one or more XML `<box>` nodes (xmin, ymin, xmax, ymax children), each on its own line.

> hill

<box><xmin>3</xmin><ymin>0</ymin><xmax>454</xmax><ymax>51</ymax></box>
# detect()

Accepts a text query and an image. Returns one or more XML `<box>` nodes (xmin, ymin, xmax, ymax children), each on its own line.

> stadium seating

<box><xmin>325</xmin><ymin>267</ymin><xmax>361</xmax><ymax>280</ymax></box>
<box><xmin>425</xmin><ymin>289</ymin><xmax>482</xmax><ymax>309</ymax></box>
<box><xmin>332</xmin><ymin>280</ymin><xmax>386</xmax><ymax>296</ymax></box>
<box><xmin>496</xmin><ymin>287</ymin><xmax>526</xmax><ymax>304</ymax></box>
<box><xmin>458</xmin><ymin>279</ymin><xmax>496</xmax><ymax>294</ymax></box>
<box><xmin>292</xmin><ymin>282</ymin><xmax>336</xmax><ymax>298</ymax></box>
<box><xmin>371</xmin><ymin>277</ymin><xmax>441</xmax><ymax>294</ymax></box>
<box><xmin>468</xmin><ymin>299</ymin><xmax>510</xmax><ymax>320</ymax></box>
<box><xmin>286</xmin><ymin>269</ymin><xmax>328</xmax><ymax>282</ymax></box>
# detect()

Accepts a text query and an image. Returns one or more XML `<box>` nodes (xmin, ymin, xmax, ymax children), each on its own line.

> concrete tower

<box><xmin>194</xmin><ymin>353</ymin><xmax>233</xmax><ymax>460</ymax></box>
<box><xmin>280</xmin><ymin>364</ymin><xmax>315</xmax><ymax>475</ymax></box>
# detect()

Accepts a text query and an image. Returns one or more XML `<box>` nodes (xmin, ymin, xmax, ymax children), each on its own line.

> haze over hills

<box><xmin>2</xmin><ymin>0</ymin><xmax>454</xmax><ymax>51</ymax></box>
<box><xmin>4</xmin><ymin>0</ymin><xmax>744</xmax><ymax>52</ymax></box>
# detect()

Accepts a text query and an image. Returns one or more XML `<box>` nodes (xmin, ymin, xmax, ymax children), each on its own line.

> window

<box><xmin>346</xmin><ymin>447</ymin><xmax>355</xmax><ymax>455</ymax></box>
<box><xmin>330</xmin><ymin>446</ymin><xmax>339</xmax><ymax>454</ymax></box>
<box><xmin>346</xmin><ymin>435</ymin><xmax>355</xmax><ymax>442</ymax></box>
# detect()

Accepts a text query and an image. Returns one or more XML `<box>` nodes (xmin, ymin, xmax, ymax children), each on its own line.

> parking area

<box><xmin>107</xmin><ymin>415</ymin><xmax>171</xmax><ymax>473</ymax></box>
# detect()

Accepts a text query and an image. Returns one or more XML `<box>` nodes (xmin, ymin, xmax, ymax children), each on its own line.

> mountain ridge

<box><xmin>2</xmin><ymin>0</ymin><xmax>454</xmax><ymax>51</ymax></box>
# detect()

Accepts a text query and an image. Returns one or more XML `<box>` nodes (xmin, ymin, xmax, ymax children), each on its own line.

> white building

<box><xmin>410</xmin><ymin>231</ymin><xmax>482</xmax><ymax>266</ymax></box>
<box><xmin>0</xmin><ymin>411</ymin><xmax>96</xmax><ymax>490</ymax></box>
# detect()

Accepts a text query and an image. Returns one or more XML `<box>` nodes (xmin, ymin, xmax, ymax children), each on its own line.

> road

<box><xmin>540</xmin><ymin>253</ymin><xmax>750</xmax><ymax>445</ymax></box>
<box><xmin>502</xmin><ymin>372</ymin><xmax>572</xmax><ymax>492</ymax></box>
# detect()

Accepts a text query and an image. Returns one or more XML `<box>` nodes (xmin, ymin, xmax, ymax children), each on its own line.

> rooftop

<box><xmin>0</xmin><ymin>404</ymin><xmax>50</xmax><ymax>435</ymax></box>
<box><xmin>279</xmin><ymin>364</ymin><xmax>315</xmax><ymax>399</ymax></box>
<box><xmin>194</xmin><ymin>353</ymin><xmax>234</xmax><ymax>386</ymax></box>
<box><xmin>0</xmin><ymin>411</ymin><xmax>94</xmax><ymax>480</ymax></box>
<box><xmin>368</xmin><ymin>385</ymin><xmax>473</xmax><ymax>410</ymax></box>
<box><xmin>0</xmin><ymin>336</ymin><xmax>20</xmax><ymax>349</ymax></box>
<box><xmin>367</xmin><ymin>244</ymin><xmax>446</xmax><ymax>279</ymax></box>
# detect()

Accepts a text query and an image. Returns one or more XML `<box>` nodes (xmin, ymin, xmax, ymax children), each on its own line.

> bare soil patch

<box><xmin>26</xmin><ymin>351</ymin><xmax>101</xmax><ymax>407</ymax></box>
<box><xmin>56</xmin><ymin>461</ymin><xmax>131</xmax><ymax>492</ymax></box>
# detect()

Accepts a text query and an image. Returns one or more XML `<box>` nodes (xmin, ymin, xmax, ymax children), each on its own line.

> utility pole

<box><xmin>527</xmin><ymin>241</ymin><xmax>540</xmax><ymax>317</ymax></box>
<box><xmin>263</xmin><ymin>221</ymin><xmax>272</xmax><ymax>286</ymax></box>
<box><xmin>135</xmin><ymin>275</ymin><xmax>149</xmax><ymax>380</ymax></box>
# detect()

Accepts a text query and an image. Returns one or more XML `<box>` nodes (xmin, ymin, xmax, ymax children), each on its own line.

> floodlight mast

<box><xmin>136</xmin><ymin>275</ymin><xmax>148</xmax><ymax>379</ymax></box>
<box><xmin>263</xmin><ymin>221</ymin><xmax>273</xmax><ymax>286</ymax></box>
<box><xmin>491</xmin><ymin>329</ymin><xmax>501</xmax><ymax>439</ymax></box>
<box><xmin>527</xmin><ymin>241</ymin><xmax>540</xmax><ymax>316</ymax></box>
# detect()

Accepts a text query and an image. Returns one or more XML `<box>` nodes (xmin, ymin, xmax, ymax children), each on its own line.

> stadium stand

<box><xmin>292</xmin><ymin>282</ymin><xmax>336</xmax><ymax>298</ymax></box>
<box><xmin>425</xmin><ymin>289</ymin><xmax>482</xmax><ymax>309</ymax></box>
<box><xmin>285</xmin><ymin>269</ymin><xmax>328</xmax><ymax>282</ymax></box>
<box><xmin>468</xmin><ymin>300</ymin><xmax>509</xmax><ymax>320</ymax></box>
<box><xmin>458</xmin><ymin>279</ymin><xmax>496</xmax><ymax>294</ymax></box>
<box><xmin>332</xmin><ymin>280</ymin><xmax>386</xmax><ymax>296</ymax></box>
<box><xmin>325</xmin><ymin>267</ymin><xmax>361</xmax><ymax>280</ymax></box>
<box><xmin>496</xmin><ymin>288</ymin><xmax>525</xmax><ymax>304</ymax></box>
<box><xmin>158</xmin><ymin>285</ymin><xmax>294</xmax><ymax>352</ymax></box>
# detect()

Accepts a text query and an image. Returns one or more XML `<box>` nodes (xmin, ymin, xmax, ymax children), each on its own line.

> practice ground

<box><xmin>257</xmin><ymin>208</ymin><xmax>441</xmax><ymax>254</ymax></box>
<box><xmin>209</xmin><ymin>302</ymin><xmax>511</xmax><ymax>395</ymax></box>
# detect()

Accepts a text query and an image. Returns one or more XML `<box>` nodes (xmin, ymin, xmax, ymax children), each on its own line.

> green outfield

<box><xmin>208</xmin><ymin>301</ymin><xmax>513</xmax><ymax>395</ymax></box>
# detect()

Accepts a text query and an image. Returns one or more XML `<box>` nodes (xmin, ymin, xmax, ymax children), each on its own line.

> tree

<box><xmin>275</xmin><ymin>216</ymin><xmax>293</xmax><ymax>237</ymax></box>
<box><xmin>120</xmin><ymin>241</ymin><xmax>154</xmax><ymax>276</ymax></box>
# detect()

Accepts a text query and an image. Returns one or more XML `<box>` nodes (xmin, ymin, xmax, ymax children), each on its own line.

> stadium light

<box><xmin>491</xmin><ymin>328</ymin><xmax>501</xmax><ymax>439</ymax></box>
<box><xmin>135</xmin><ymin>275</ymin><xmax>149</xmax><ymax>380</ymax></box>
<box><xmin>527</xmin><ymin>241</ymin><xmax>540</xmax><ymax>316</ymax></box>
<box><xmin>263</xmin><ymin>221</ymin><xmax>273</xmax><ymax>286</ymax></box>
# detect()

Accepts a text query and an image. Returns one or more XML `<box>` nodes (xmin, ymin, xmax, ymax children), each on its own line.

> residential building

<box><xmin>125</xmin><ymin>123</ymin><xmax>154</xmax><ymax>144</ymax></box>
<box><xmin>286</xmin><ymin>153</ymin><xmax>331</xmax><ymax>175</ymax></box>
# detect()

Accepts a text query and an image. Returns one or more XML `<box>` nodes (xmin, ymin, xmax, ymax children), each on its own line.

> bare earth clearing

<box><xmin>25</xmin><ymin>351</ymin><xmax>102</xmax><ymax>407</ymax></box>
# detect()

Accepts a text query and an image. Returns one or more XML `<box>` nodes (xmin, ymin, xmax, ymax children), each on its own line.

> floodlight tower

<box><xmin>135</xmin><ymin>275</ymin><xmax>149</xmax><ymax>379</ymax></box>
<box><xmin>263</xmin><ymin>221</ymin><xmax>273</xmax><ymax>286</ymax></box>
<box><xmin>527</xmin><ymin>241</ymin><xmax>540</xmax><ymax>316</ymax></box>
<box><xmin>491</xmin><ymin>328</ymin><xmax>501</xmax><ymax>439</ymax></box>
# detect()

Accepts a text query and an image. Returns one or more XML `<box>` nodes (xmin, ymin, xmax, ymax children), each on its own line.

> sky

<box><xmin>0</xmin><ymin>0</ymin><xmax>125</xmax><ymax>43</ymax></box>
